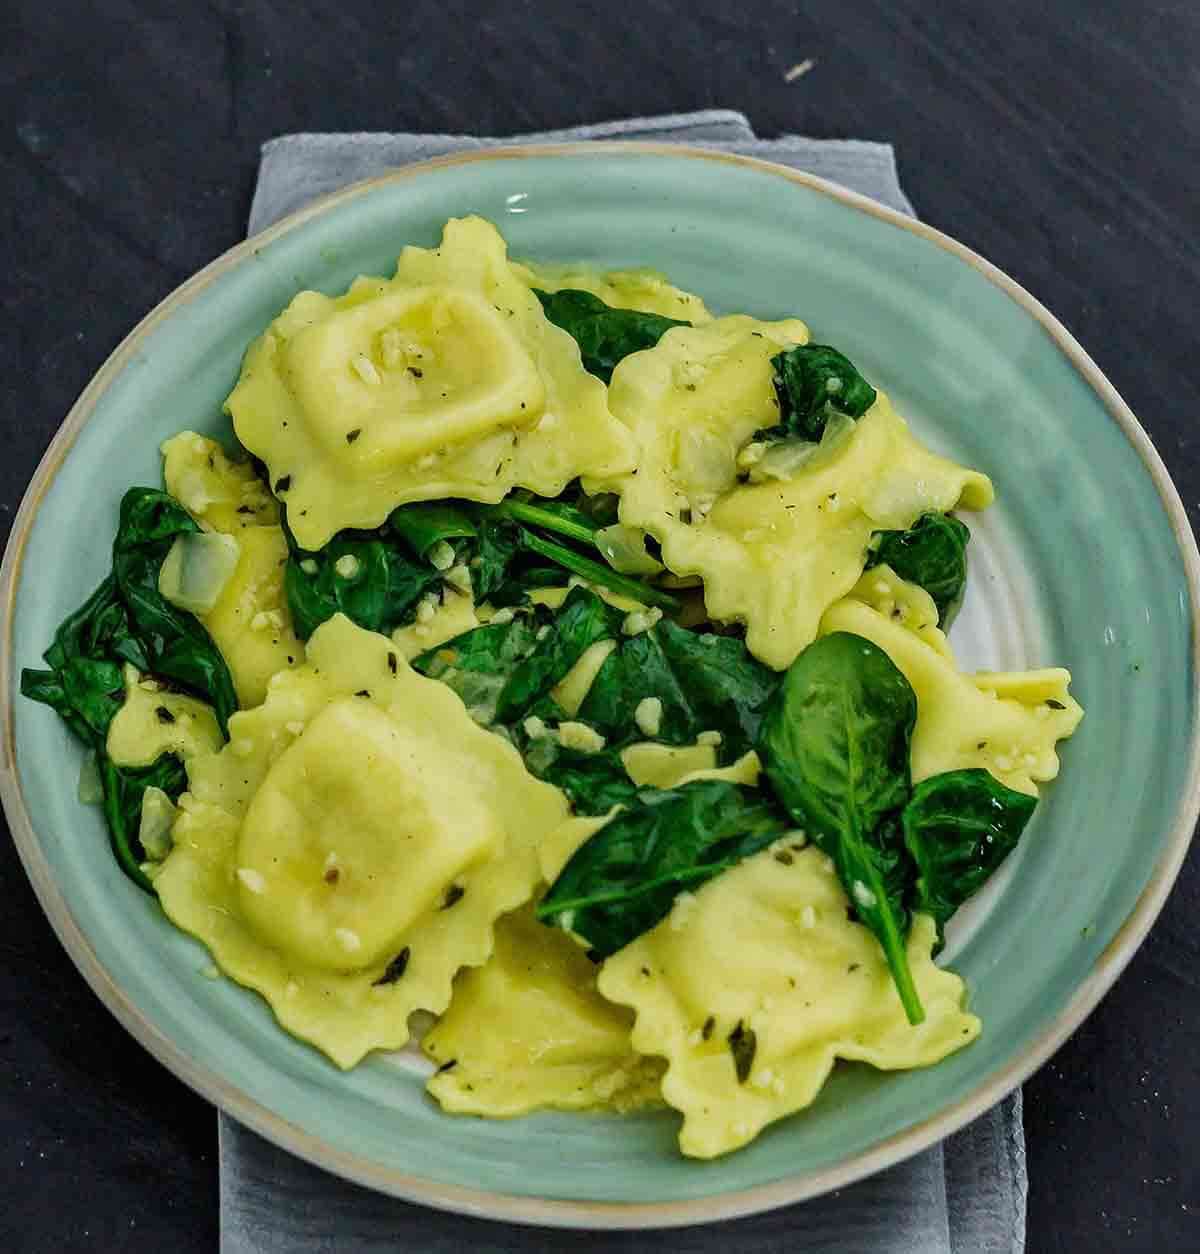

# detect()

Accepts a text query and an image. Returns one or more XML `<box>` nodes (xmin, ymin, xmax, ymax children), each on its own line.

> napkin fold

<box><xmin>221</xmin><ymin>110</ymin><xmax>1023</xmax><ymax>1254</ymax></box>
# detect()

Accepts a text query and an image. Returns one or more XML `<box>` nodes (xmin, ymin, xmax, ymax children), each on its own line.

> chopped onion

<box><xmin>595</xmin><ymin>525</ymin><xmax>664</xmax><ymax>575</ymax></box>
<box><xmin>138</xmin><ymin>786</ymin><xmax>179</xmax><ymax>862</ymax></box>
<box><xmin>747</xmin><ymin>412</ymin><xmax>857</xmax><ymax>483</ymax></box>
<box><xmin>77</xmin><ymin>750</ymin><xmax>103</xmax><ymax>805</ymax></box>
<box><xmin>158</xmin><ymin>532</ymin><xmax>241</xmax><ymax>614</ymax></box>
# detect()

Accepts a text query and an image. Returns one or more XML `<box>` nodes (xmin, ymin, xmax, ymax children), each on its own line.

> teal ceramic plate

<box><xmin>2</xmin><ymin>146</ymin><xmax>1197</xmax><ymax>1227</ymax></box>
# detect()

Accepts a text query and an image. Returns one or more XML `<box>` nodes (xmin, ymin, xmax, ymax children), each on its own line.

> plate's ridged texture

<box><xmin>2</xmin><ymin>146</ymin><xmax>1196</xmax><ymax>1227</ymax></box>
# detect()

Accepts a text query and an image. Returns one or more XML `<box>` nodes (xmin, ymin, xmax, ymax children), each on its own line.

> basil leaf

<box><xmin>533</xmin><ymin>288</ymin><xmax>689</xmax><ymax>383</ymax></box>
<box><xmin>901</xmin><ymin>768</ymin><xmax>1037</xmax><ymax>950</ymax></box>
<box><xmin>579</xmin><ymin>620</ymin><xmax>779</xmax><ymax>759</ymax></box>
<box><xmin>763</xmin><ymin>344</ymin><xmax>877</xmax><ymax>441</ymax></box>
<box><xmin>757</xmin><ymin>631</ymin><xmax>925</xmax><ymax>1024</ymax></box>
<box><xmin>868</xmin><ymin>513</ymin><xmax>971</xmax><ymax>626</ymax></box>
<box><xmin>537</xmin><ymin>780</ymin><xmax>789</xmax><ymax>957</ymax></box>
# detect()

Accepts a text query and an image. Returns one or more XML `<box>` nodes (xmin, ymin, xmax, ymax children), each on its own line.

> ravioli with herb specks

<box><xmin>21</xmin><ymin>218</ymin><xmax>1082</xmax><ymax>1159</ymax></box>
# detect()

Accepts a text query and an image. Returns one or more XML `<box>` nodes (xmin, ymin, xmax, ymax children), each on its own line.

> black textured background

<box><xmin>2</xmin><ymin>2</ymin><xmax>1198</xmax><ymax>1250</ymax></box>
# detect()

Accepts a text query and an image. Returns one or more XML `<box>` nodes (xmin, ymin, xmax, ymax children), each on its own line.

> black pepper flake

<box><xmin>640</xmin><ymin>965</ymin><xmax>651</xmax><ymax>977</ymax></box>
<box><xmin>728</xmin><ymin>1021</ymin><xmax>757</xmax><ymax>1084</ymax></box>
<box><xmin>236</xmin><ymin>505</ymin><xmax>256</xmax><ymax>515</ymax></box>
<box><xmin>354</xmin><ymin>689</ymin><xmax>371</xmax><ymax>698</ymax></box>
<box><xmin>345</xmin><ymin>428</ymin><xmax>362</xmax><ymax>444</ymax></box>
<box><xmin>387</xmin><ymin>651</ymin><xmax>398</xmax><ymax>675</ymax></box>
<box><xmin>441</xmin><ymin>884</ymin><xmax>465</xmax><ymax>910</ymax></box>
<box><xmin>407</xmin><ymin>366</ymin><xmax>423</xmax><ymax>378</ymax></box>
<box><xmin>1046</xmin><ymin>699</ymin><xmax>1066</xmax><ymax>710</ymax></box>
<box><xmin>374</xmin><ymin>947</ymin><xmax>411</xmax><ymax>986</ymax></box>
<box><xmin>435</xmin><ymin>1058</ymin><xmax>458</xmax><ymax>1074</ymax></box>
<box><xmin>324</xmin><ymin>866</ymin><xmax>340</xmax><ymax>885</ymax></box>
<box><xmin>286</xmin><ymin>656</ymin><xmax>295</xmax><ymax>665</ymax></box>
<box><xmin>773</xmin><ymin>849</ymin><xmax>794</xmax><ymax>866</ymax></box>
<box><xmin>207</xmin><ymin>454</ymin><xmax>215</xmax><ymax>469</ymax></box>
<box><xmin>155</xmin><ymin>706</ymin><xmax>176</xmax><ymax>724</ymax></box>
<box><xmin>701</xmin><ymin>1015</ymin><xmax>715</xmax><ymax>1041</ymax></box>
<box><xmin>847</xmin><ymin>963</ymin><xmax>861</xmax><ymax>973</ymax></box>
<box><xmin>977</xmin><ymin>741</ymin><xmax>987</xmax><ymax>750</ymax></box>
<box><xmin>274</xmin><ymin>475</ymin><xmax>291</xmax><ymax>493</ymax></box>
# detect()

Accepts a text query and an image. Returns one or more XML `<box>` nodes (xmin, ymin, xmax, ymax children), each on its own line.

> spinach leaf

<box><xmin>517</xmin><ymin>530</ymin><xmax>679</xmax><ymax>611</ymax></box>
<box><xmin>110</xmin><ymin>489</ymin><xmax>238</xmax><ymax>734</ymax></box>
<box><xmin>412</xmin><ymin>587</ymin><xmax>623</xmax><ymax>727</ymax></box>
<box><xmin>868</xmin><ymin>513</ymin><xmax>971</xmax><ymax>626</ymax></box>
<box><xmin>492</xmin><ymin>496</ymin><xmax>598</xmax><ymax>546</ymax></box>
<box><xmin>579</xmin><ymin>619</ymin><xmax>779</xmax><ymax>759</ymax></box>
<box><xmin>493</xmin><ymin>588</ymin><xmax>623</xmax><ymax>724</ymax></box>
<box><xmin>901</xmin><ymin>768</ymin><xmax>1037</xmax><ymax>950</ymax></box>
<box><xmin>284</xmin><ymin>530</ymin><xmax>442</xmax><ymax>641</ymax></box>
<box><xmin>757</xmin><ymin>631</ymin><xmax>925</xmax><ymax>1024</ymax></box>
<box><xmin>100</xmin><ymin>753</ymin><xmax>188</xmax><ymax>892</ymax></box>
<box><xmin>763</xmin><ymin>344</ymin><xmax>877</xmax><ymax>441</ymax></box>
<box><xmin>387</xmin><ymin>501</ymin><xmax>477</xmax><ymax>557</ymax></box>
<box><xmin>537</xmin><ymin>780</ymin><xmax>789</xmax><ymax>957</ymax></box>
<box><xmin>471</xmin><ymin>516</ymin><xmax>524</xmax><ymax>604</ymax></box>
<box><xmin>284</xmin><ymin>488</ymin><xmax>675</xmax><ymax>638</ymax></box>
<box><xmin>21</xmin><ymin>487</ymin><xmax>236</xmax><ymax>892</ymax></box>
<box><xmin>533</xmin><ymin>288</ymin><xmax>690</xmax><ymax>383</ymax></box>
<box><xmin>521</xmin><ymin>743</ymin><xmax>641</xmax><ymax>815</ymax></box>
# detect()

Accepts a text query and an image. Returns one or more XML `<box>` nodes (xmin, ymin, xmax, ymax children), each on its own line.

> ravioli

<box><xmin>512</xmin><ymin>259</ymin><xmax>713</xmax><ymax>324</ymax></box>
<box><xmin>820</xmin><ymin>594</ymin><xmax>1083</xmax><ymax>794</ymax></box>
<box><xmin>160</xmin><ymin>431</ymin><xmax>277</xmax><ymax>533</ymax></box>
<box><xmin>598</xmin><ymin>844</ymin><xmax>980</xmax><ymax>1158</ymax></box>
<box><xmin>162</xmin><ymin>432</ymin><xmax>304</xmax><ymax>708</ymax></box>
<box><xmin>603</xmin><ymin>320</ymin><xmax>993</xmax><ymax>668</ymax></box>
<box><xmin>390</xmin><ymin>588</ymin><xmax>480</xmax><ymax>662</ymax></box>
<box><xmin>154</xmin><ymin>614</ymin><xmax>569</xmax><ymax>1068</ymax></box>
<box><xmin>227</xmin><ymin>217</ymin><xmax>637</xmax><ymax>549</ymax></box>
<box><xmin>423</xmin><ymin>906</ymin><xmax>663</xmax><ymax>1117</ymax></box>
<box><xmin>106</xmin><ymin>664</ymin><xmax>222</xmax><ymax>768</ymax></box>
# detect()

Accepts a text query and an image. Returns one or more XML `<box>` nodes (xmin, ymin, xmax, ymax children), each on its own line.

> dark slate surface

<box><xmin>1</xmin><ymin>2</ymin><xmax>1197</xmax><ymax>1250</ymax></box>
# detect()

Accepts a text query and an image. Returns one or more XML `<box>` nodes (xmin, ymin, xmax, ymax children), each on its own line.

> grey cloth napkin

<box><xmin>221</xmin><ymin>111</ymin><xmax>1023</xmax><ymax>1254</ymax></box>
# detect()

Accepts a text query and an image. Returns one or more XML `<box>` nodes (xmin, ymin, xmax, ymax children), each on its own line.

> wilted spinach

<box><xmin>285</xmin><ymin>491</ymin><xmax>676</xmax><ymax>640</ymax></box>
<box><xmin>901</xmin><ymin>768</ymin><xmax>1036</xmax><ymax>950</ymax></box>
<box><xmin>284</xmin><ymin>525</ymin><xmax>444</xmax><ymax>641</ymax></box>
<box><xmin>387</xmin><ymin>501</ymin><xmax>477</xmax><ymax>557</ymax></box>
<box><xmin>537</xmin><ymin>780</ymin><xmax>789</xmax><ymax>957</ymax></box>
<box><xmin>109</xmin><ymin>489</ymin><xmax>237</xmax><ymax>733</ymax></box>
<box><xmin>412</xmin><ymin>586</ymin><xmax>623</xmax><ymax>727</ymax></box>
<box><xmin>762</xmin><ymin>344</ymin><xmax>877</xmax><ymax>441</ymax></box>
<box><xmin>520</xmin><ymin>742</ymin><xmax>642</xmax><ymax>815</ymax></box>
<box><xmin>579</xmin><ymin>618</ymin><xmax>779</xmax><ymax>760</ymax></box>
<box><xmin>21</xmin><ymin>487</ymin><xmax>236</xmax><ymax>891</ymax></box>
<box><xmin>868</xmin><ymin>513</ymin><xmax>971</xmax><ymax>626</ymax></box>
<box><xmin>757</xmin><ymin>631</ymin><xmax>925</xmax><ymax>1024</ymax></box>
<box><xmin>100</xmin><ymin>753</ymin><xmax>188</xmax><ymax>888</ymax></box>
<box><xmin>533</xmin><ymin>288</ymin><xmax>689</xmax><ymax>383</ymax></box>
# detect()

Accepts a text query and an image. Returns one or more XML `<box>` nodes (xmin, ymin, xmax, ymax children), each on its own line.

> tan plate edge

<box><xmin>2</xmin><ymin>141</ymin><xmax>1198</xmax><ymax>1230</ymax></box>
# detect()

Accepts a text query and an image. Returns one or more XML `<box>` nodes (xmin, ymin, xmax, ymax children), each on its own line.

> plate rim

<box><xmin>2</xmin><ymin>141</ymin><xmax>1198</xmax><ymax>1229</ymax></box>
